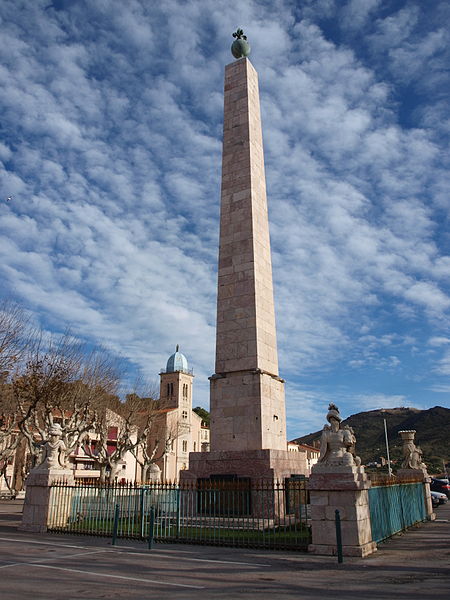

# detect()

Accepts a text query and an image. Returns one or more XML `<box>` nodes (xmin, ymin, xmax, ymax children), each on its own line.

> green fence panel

<box><xmin>47</xmin><ymin>479</ymin><xmax>311</xmax><ymax>550</ymax></box>
<box><xmin>369</xmin><ymin>482</ymin><xmax>426</xmax><ymax>543</ymax></box>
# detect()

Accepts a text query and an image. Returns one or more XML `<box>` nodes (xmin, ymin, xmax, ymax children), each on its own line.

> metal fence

<box><xmin>47</xmin><ymin>479</ymin><xmax>311</xmax><ymax>550</ymax></box>
<box><xmin>368</xmin><ymin>480</ymin><xmax>427</xmax><ymax>543</ymax></box>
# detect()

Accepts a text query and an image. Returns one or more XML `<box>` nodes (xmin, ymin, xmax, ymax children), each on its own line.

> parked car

<box><xmin>430</xmin><ymin>478</ymin><xmax>450</xmax><ymax>498</ymax></box>
<box><xmin>431</xmin><ymin>490</ymin><xmax>448</xmax><ymax>508</ymax></box>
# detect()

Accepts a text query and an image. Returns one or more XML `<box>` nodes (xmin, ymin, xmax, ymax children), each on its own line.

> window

<box><xmin>182</xmin><ymin>440</ymin><xmax>188</xmax><ymax>453</ymax></box>
<box><xmin>107</xmin><ymin>442</ymin><xmax>116</xmax><ymax>455</ymax></box>
<box><xmin>193</xmin><ymin>442</ymin><xmax>196</xmax><ymax>452</ymax></box>
<box><xmin>108</xmin><ymin>427</ymin><xmax>118</xmax><ymax>440</ymax></box>
<box><xmin>182</xmin><ymin>410</ymin><xmax>188</xmax><ymax>420</ymax></box>
<box><xmin>167</xmin><ymin>382</ymin><xmax>174</xmax><ymax>397</ymax></box>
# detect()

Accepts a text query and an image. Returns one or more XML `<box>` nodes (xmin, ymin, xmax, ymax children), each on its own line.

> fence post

<box><xmin>176</xmin><ymin>487</ymin><xmax>181</xmax><ymax>540</ymax></box>
<box><xmin>139</xmin><ymin>487</ymin><xmax>146</xmax><ymax>538</ymax></box>
<box><xmin>148</xmin><ymin>506</ymin><xmax>156</xmax><ymax>549</ymax></box>
<box><xmin>112</xmin><ymin>503</ymin><xmax>120</xmax><ymax>546</ymax></box>
<box><xmin>335</xmin><ymin>509</ymin><xmax>343</xmax><ymax>564</ymax></box>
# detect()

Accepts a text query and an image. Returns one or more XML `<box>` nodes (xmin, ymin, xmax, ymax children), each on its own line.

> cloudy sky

<box><xmin>1</xmin><ymin>0</ymin><xmax>449</xmax><ymax>438</ymax></box>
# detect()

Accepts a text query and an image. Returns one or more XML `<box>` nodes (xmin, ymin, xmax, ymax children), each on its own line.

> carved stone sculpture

<box><xmin>34</xmin><ymin>423</ymin><xmax>67</xmax><ymax>471</ymax></box>
<box><xmin>399</xmin><ymin>430</ymin><xmax>427</xmax><ymax>472</ymax></box>
<box><xmin>309</xmin><ymin>403</ymin><xmax>376</xmax><ymax>557</ymax></box>
<box><xmin>317</xmin><ymin>403</ymin><xmax>355</xmax><ymax>467</ymax></box>
<box><xmin>148</xmin><ymin>463</ymin><xmax>162</xmax><ymax>483</ymax></box>
<box><xmin>231</xmin><ymin>29</ymin><xmax>251</xmax><ymax>59</ymax></box>
<box><xmin>344</xmin><ymin>425</ymin><xmax>361</xmax><ymax>466</ymax></box>
<box><xmin>21</xmin><ymin>422</ymin><xmax>74</xmax><ymax>533</ymax></box>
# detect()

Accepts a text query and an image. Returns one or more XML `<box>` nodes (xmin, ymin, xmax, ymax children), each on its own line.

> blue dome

<box><xmin>166</xmin><ymin>345</ymin><xmax>189</xmax><ymax>373</ymax></box>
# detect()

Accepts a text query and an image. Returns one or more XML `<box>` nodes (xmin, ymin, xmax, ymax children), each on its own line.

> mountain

<box><xmin>292</xmin><ymin>406</ymin><xmax>450</xmax><ymax>473</ymax></box>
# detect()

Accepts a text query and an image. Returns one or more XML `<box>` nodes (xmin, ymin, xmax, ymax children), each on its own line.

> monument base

<box><xmin>180</xmin><ymin>448</ymin><xmax>308</xmax><ymax>483</ymax></box>
<box><xmin>180</xmin><ymin>449</ymin><xmax>308</xmax><ymax>520</ymax></box>
<box><xmin>308</xmin><ymin>465</ymin><xmax>377</xmax><ymax>557</ymax></box>
<box><xmin>20</xmin><ymin>468</ymin><xmax>74</xmax><ymax>533</ymax></box>
<box><xmin>308</xmin><ymin>541</ymin><xmax>377</xmax><ymax>558</ymax></box>
<box><xmin>396</xmin><ymin>467</ymin><xmax>428</xmax><ymax>480</ymax></box>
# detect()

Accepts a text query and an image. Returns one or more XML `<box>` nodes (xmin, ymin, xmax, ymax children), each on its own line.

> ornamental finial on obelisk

<box><xmin>231</xmin><ymin>29</ymin><xmax>251</xmax><ymax>59</ymax></box>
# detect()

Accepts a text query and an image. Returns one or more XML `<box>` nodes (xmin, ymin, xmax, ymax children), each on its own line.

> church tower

<box><xmin>159</xmin><ymin>346</ymin><xmax>195</xmax><ymax>478</ymax></box>
<box><xmin>159</xmin><ymin>345</ymin><xmax>194</xmax><ymax>413</ymax></box>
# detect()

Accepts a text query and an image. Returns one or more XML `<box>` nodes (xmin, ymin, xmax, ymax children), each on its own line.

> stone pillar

<box><xmin>308</xmin><ymin>466</ymin><xmax>377</xmax><ymax>557</ymax></box>
<box><xmin>397</xmin><ymin>430</ymin><xmax>435</xmax><ymax>520</ymax></box>
<box><xmin>180</xmin><ymin>36</ymin><xmax>307</xmax><ymax>487</ymax></box>
<box><xmin>20</xmin><ymin>423</ymin><xmax>75</xmax><ymax>532</ymax></box>
<box><xmin>20</xmin><ymin>468</ymin><xmax>75</xmax><ymax>533</ymax></box>
<box><xmin>210</xmin><ymin>56</ymin><xmax>287</xmax><ymax>453</ymax></box>
<box><xmin>307</xmin><ymin>404</ymin><xmax>376</xmax><ymax>557</ymax></box>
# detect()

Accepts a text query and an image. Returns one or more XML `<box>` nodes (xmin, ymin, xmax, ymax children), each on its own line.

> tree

<box><xmin>0</xmin><ymin>304</ymin><xmax>181</xmax><ymax>488</ymax></box>
<box><xmin>81</xmin><ymin>391</ymin><xmax>162</xmax><ymax>483</ymax></box>
<box><xmin>193</xmin><ymin>406</ymin><xmax>210</xmax><ymax>426</ymax></box>
<box><xmin>132</xmin><ymin>409</ymin><xmax>179</xmax><ymax>483</ymax></box>
<box><xmin>0</xmin><ymin>300</ymin><xmax>28</xmax><ymax>375</ymax></box>
<box><xmin>0</xmin><ymin>301</ymin><xmax>30</xmax><ymax>493</ymax></box>
<box><xmin>10</xmin><ymin>331</ymin><xmax>122</xmax><ymax>483</ymax></box>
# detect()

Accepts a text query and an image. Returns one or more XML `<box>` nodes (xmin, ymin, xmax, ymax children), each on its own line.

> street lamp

<box><xmin>383</xmin><ymin>416</ymin><xmax>393</xmax><ymax>477</ymax></box>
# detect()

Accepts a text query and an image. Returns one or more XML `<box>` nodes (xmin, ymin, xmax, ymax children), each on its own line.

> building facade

<box><xmin>0</xmin><ymin>347</ymin><xmax>210</xmax><ymax>493</ymax></box>
<box><xmin>155</xmin><ymin>346</ymin><xmax>209</xmax><ymax>481</ymax></box>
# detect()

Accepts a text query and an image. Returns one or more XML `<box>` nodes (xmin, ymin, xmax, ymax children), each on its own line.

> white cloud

<box><xmin>428</xmin><ymin>337</ymin><xmax>450</xmax><ymax>347</ymax></box>
<box><xmin>434</xmin><ymin>350</ymin><xmax>450</xmax><ymax>376</ymax></box>
<box><xmin>341</xmin><ymin>0</ymin><xmax>382</xmax><ymax>31</ymax></box>
<box><xmin>0</xmin><ymin>0</ymin><xmax>449</xmax><ymax>431</ymax></box>
<box><xmin>352</xmin><ymin>394</ymin><xmax>408</xmax><ymax>412</ymax></box>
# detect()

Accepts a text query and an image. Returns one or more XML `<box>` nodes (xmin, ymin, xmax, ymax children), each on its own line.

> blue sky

<box><xmin>1</xmin><ymin>0</ymin><xmax>449</xmax><ymax>438</ymax></box>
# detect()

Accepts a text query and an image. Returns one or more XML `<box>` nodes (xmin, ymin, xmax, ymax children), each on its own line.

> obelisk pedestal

<box><xmin>181</xmin><ymin>48</ymin><xmax>307</xmax><ymax>486</ymax></box>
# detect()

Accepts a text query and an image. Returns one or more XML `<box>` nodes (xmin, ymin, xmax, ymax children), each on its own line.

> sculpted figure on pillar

<box><xmin>399</xmin><ymin>430</ymin><xmax>428</xmax><ymax>472</ymax></box>
<box><xmin>343</xmin><ymin>425</ymin><xmax>362</xmax><ymax>466</ymax></box>
<box><xmin>317</xmin><ymin>404</ymin><xmax>355</xmax><ymax>467</ymax></box>
<box><xmin>35</xmin><ymin>423</ymin><xmax>67</xmax><ymax>471</ymax></box>
<box><xmin>148</xmin><ymin>463</ymin><xmax>162</xmax><ymax>483</ymax></box>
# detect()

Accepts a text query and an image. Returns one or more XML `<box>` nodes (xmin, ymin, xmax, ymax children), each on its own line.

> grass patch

<box><xmin>52</xmin><ymin>517</ymin><xmax>311</xmax><ymax>547</ymax></box>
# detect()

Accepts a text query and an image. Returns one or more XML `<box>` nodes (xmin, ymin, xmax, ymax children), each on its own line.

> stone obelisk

<box><xmin>210</xmin><ymin>46</ymin><xmax>286</xmax><ymax>453</ymax></box>
<box><xmin>182</xmin><ymin>31</ymin><xmax>306</xmax><ymax>482</ymax></box>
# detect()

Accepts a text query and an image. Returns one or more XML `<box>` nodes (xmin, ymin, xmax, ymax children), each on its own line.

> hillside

<box><xmin>292</xmin><ymin>406</ymin><xmax>450</xmax><ymax>473</ymax></box>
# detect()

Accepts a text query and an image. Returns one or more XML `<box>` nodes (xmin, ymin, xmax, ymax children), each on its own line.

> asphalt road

<box><xmin>0</xmin><ymin>500</ymin><xmax>448</xmax><ymax>599</ymax></box>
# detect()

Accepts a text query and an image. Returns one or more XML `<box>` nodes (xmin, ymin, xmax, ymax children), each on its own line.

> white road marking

<box><xmin>126</xmin><ymin>550</ymin><xmax>270</xmax><ymax>567</ymax></box>
<box><xmin>30</xmin><ymin>563</ymin><xmax>205</xmax><ymax>589</ymax></box>
<box><xmin>0</xmin><ymin>537</ymin><xmax>101</xmax><ymax>550</ymax></box>
<box><xmin>29</xmin><ymin>549</ymin><xmax>109</xmax><ymax>563</ymax></box>
<box><xmin>0</xmin><ymin>536</ymin><xmax>269</xmax><ymax>567</ymax></box>
<box><xmin>0</xmin><ymin>562</ymin><xmax>22</xmax><ymax>569</ymax></box>
<box><xmin>0</xmin><ymin>550</ymin><xmax>109</xmax><ymax>570</ymax></box>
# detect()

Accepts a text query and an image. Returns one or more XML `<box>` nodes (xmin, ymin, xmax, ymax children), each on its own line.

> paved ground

<box><xmin>0</xmin><ymin>500</ymin><xmax>448</xmax><ymax>599</ymax></box>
